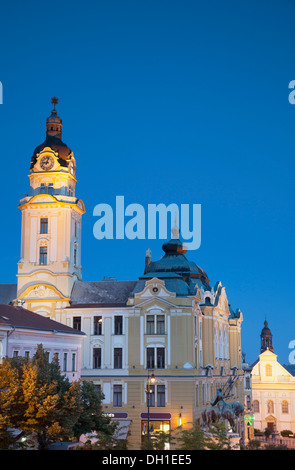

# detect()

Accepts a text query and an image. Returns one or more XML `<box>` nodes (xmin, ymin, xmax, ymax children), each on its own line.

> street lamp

<box><xmin>146</xmin><ymin>372</ymin><xmax>155</xmax><ymax>436</ymax></box>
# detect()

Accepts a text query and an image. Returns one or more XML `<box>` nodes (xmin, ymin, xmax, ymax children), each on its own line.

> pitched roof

<box><xmin>0</xmin><ymin>304</ymin><xmax>85</xmax><ymax>336</ymax></box>
<box><xmin>69</xmin><ymin>280</ymin><xmax>138</xmax><ymax>307</ymax></box>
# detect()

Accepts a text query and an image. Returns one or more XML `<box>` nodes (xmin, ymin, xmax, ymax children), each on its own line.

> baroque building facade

<box><xmin>3</xmin><ymin>100</ymin><xmax>244</xmax><ymax>449</ymax></box>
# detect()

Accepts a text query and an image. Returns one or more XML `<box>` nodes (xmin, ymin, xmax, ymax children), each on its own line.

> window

<box><xmin>63</xmin><ymin>353</ymin><xmax>68</xmax><ymax>371</ymax></box>
<box><xmin>147</xmin><ymin>348</ymin><xmax>155</xmax><ymax>369</ymax></box>
<box><xmin>13</xmin><ymin>350</ymin><xmax>19</xmax><ymax>358</ymax></box>
<box><xmin>94</xmin><ymin>384</ymin><xmax>102</xmax><ymax>394</ymax></box>
<box><xmin>146</xmin><ymin>315</ymin><xmax>154</xmax><ymax>335</ymax></box>
<box><xmin>266</xmin><ymin>364</ymin><xmax>272</xmax><ymax>376</ymax></box>
<box><xmin>146</xmin><ymin>347</ymin><xmax>165</xmax><ymax>369</ymax></box>
<box><xmin>157</xmin><ymin>316</ymin><xmax>165</xmax><ymax>334</ymax></box>
<box><xmin>24</xmin><ymin>351</ymin><xmax>30</xmax><ymax>360</ymax></box>
<box><xmin>245</xmin><ymin>377</ymin><xmax>250</xmax><ymax>389</ymax></box>
<box><xmin>73</xmin><ymin>316</ymin><xmax>81</xmax><ymax>331</ymax></box>
<box><xmin>253</xmin><ymin>400</ymin><xmax>260</xmax><ymax>413</ymax></box>
<box><xmin>157</xmin><ymin>385</ymin><xmax>165</xmax><ymax>407</ymax></box>
<box><xmin>40</xmin><ymin>217</ymin><xmax>48</xmax><ymax>234</ymax></box>
<box><xmin>282</xmin><ymin>401</ymin><xmax>289</xmax><ymax>414</ymax></box>
<box><xmin>147</xmin><ymin>385</ymin><xmax>155</xmax><ymax>407</ymax></box>
<box><xmin>146</xmin><ymin>314</ymin><xmax>165</xmax><ymax>335</ymax></box>
<box><xmin>114</xmin><ymin>316</ymin><xmax>123</xmax><ymax>335</ymax></box>
<box><xmin>114</xmin><ymin>348</ymin><xmax>122</xmax><ymax>369</ymax></box>
<box><xmin>113</xmin><ymin>385</ymin><xmax>122</xmax><ymax>407</ymax></box>
<box><xmin>39</xmin><ymin>246</ymin><xmax>47</xmax><ymax>265</ymax></box>
<box><xmin>157</xmin><ymin>348</ymin><xmax>165</xmax><ymax>369</ymax></box>
<box><xmin>72</xmin><ymin>353</ymin><xmax>76</xmax><ymax>371</ymax></box>
<box><xmin>94</xmin><ymin>316</ymin><xmax>102</xmax><ymax>335</ymax></box>
<box><xmin>93</xmin><ymin>348</ymin><xmax>101</xmax><ymax>369</ymax></box>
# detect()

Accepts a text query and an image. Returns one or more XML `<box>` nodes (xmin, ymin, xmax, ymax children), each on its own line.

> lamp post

<box><xmin>146</xmin><ymin>372</ymin><xmax>155</xmax><ymax>436</ymax></box>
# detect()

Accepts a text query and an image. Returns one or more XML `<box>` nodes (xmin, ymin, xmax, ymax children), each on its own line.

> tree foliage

<box><xmin>0</xmin><ymin>345</ymin><xmax>115</xmax><ymax>449</ymax></box>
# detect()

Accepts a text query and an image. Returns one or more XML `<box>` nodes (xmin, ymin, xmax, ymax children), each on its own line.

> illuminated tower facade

<box><xmin>16</xmin><ymin>98</ymin><xmax>85</xmax><ymax>318</ymax></box>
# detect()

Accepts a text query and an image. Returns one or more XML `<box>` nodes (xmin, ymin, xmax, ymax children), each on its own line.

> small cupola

<box><xmin>46</xmin><ymin>97</ymin><xmax>62</xmax><ymax>138</ymax></box>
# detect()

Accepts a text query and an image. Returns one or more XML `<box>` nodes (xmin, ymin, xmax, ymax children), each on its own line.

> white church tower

<box><xmin>16</xmin><ymin>98</ymin><xmax>85</xmax><ymax>319</ymax></box>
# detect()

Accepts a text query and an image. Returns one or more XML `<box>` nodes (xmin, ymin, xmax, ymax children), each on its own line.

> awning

<box><xmin>113</xmin><ymin>419</ymin><xmax>131</xmax><ymax>440</ymax></box>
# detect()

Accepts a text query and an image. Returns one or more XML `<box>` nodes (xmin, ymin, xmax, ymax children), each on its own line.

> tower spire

<box><xmin>260</xmin><ymin>318</ymin><xmax>274</xmax><ymax>353</ymax></box>
<box><xmin>46</xmin><ymin>97</ymin><xmax>62</xmax><ymax>138</ymax></box>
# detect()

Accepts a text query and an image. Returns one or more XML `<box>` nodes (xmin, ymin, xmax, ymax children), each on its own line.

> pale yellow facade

<box><xmin>252</xmin><ymin>349</ymin><xmax>295</xmax><ymax>435</ymax></box>
<box><xmin>11</xmin><ymin>100</ymin><xmax>245</xmax><ymax>449</ymax></box>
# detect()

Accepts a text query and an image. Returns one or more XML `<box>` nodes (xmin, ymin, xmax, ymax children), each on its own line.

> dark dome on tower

<box><xmin>30</xmin><ymin>97</ymin><xmax>73</xmax><ymax>170</ymax></box>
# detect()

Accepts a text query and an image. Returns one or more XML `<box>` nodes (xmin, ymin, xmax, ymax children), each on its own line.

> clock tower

<box><xmin>16</xmin><ymin>98</ymin><xmax>85</xmax><ymax>319</ymax></box>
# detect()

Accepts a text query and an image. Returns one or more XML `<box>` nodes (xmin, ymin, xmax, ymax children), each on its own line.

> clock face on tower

<box><xmin>40</xmin><ymin>155</ymin><xmax>54</xmax><ymax>171</ymax></box>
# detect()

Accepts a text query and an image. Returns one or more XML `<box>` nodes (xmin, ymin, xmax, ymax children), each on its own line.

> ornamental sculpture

<box><xmin>201</xmin><ymin>386</ymin><xmax>244</xmax><ymax>432</ymax></box>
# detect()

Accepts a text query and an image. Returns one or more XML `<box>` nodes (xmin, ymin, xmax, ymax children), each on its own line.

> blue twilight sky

<box><xmin>0</xmin><ymin>0</ymin><xmax>294</xmax><ymax>365</ymax></box>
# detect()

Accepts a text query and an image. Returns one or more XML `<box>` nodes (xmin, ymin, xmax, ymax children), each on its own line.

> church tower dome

<box><xmin>260</xmin><ymin>319</ymin><xmax>274</xmax><ymax>353</ymax></box>
<box><xmin>30</xmin><ymin>97</ymin><xmax>73</xmax><ymax>170</ymax></box>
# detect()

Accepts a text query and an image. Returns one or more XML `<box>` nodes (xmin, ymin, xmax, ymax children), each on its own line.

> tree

<box><xmin>141</xmin><ymin>430</ymin><xmax>172</xmax><ymax>450</ymax></box>
<box><xmin>72</xmin><ymin>380</ymin><xmax>116</xmax><ymax>441</ymax></box>
<box><xmin>0</xmin><ymin>345</ymin><xmax>116</xmax><ymax>450</ymax></box>
<box><xmin>174</xmin><ymin>422</ymin><xmax>207</xmax><ymax>450</ymax></box>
